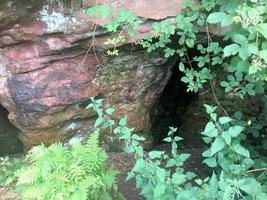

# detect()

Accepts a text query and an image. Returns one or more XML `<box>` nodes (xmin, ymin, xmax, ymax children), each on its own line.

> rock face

<box><xmin>0</xmin><ymin>0</ymin><xmax>177</xmax><ymax>150</ymax></box>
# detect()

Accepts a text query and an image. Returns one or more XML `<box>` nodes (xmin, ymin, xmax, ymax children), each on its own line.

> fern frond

<box><xmin>17</xmin><ymin>167</ymin><xmax>39</xmax><ymax>185</ymax></box>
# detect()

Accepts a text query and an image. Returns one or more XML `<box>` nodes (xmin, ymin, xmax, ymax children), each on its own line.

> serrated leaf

<box><xmin>219</xmin><ymin>116</ymin><xmax>232</xmax><ymax>124</ymax></box>
<box><xmin>202</xmin><ymin>122</ymin><xmax>218</xmax><ymax>137</ymax></box>
<box><xmin>202</xmin><ymin>148</ymin><xmax>211</xmax><ymax>157</ymax></box>
<box><xmin>257</xmin><ymin>23</ymin><xmax>267</xmax><ymax>39</ymax></box>
<box><xmin>222</xmin><ymin>131</ymin><xmax>231</xmax><ymax>145</ymax></box>
<box><xmin>224</xmin><ymin>44</ymin><xmax>240</xmax><ymax>57</ymax></box>
<box><xmin>203</xmin><ymin>157</ymin><xmax>217</xmax><ymax>167</ymax></box>
<box><xmin>148</xmin><ymin>151</ymin><xmax>164</xmax><ymax>159</ymax></box>
<box><xmin>163</xmin><ymin>137</ymin><xmax>172</xmax><ymax>142</ymax></box>
<box><xmin>249</xmin><ymin>65</ymin><xmax>259</xmax><ymax>74</ymax></box>
<box><xmin>207</xmin><ymin>12</ymin><xmax>226</xmax><ymax>24</ymax></box>
<box><xmin>233</xmin><ymin>144</ymin><xmax>250</xmax><ymax>157</ymax></box>
<box><xmin>221</xmin><ymin>15</ymin><xmax>233</xmax><ymax>26</ymax></box>
<box><xmin>239</xmin><ymin>47</ymin><xmax>251</xmax><ymax>60</ymax></box>
<box><xmin>259</xmin><ymin>50</ymin><xmax>267</xmax><ymax>62</ymax></box>
<box><xmin>94</xmin><ymin>117</ymin><xmax>104</xmax><ymax>128</ymax></box>
<box><xmin>156</xmin><ymin>168</ymin><xmax>166</xmax><ymax>183</ymax></box>
<box><xmin>179</xmin><ymin>153</ymin><xmax>191</xmax><ymax>162</ymax></box>
<box><xmin>174</xmin><ymin>136</ymin><xmax>183</xmax><ymax>142</ymax></box>
<box><xmin>233</xmin><ymin>34</ymin><xmax>247</xmax><ymax>45</ymax></box>
<box><xmin>228</xmin><ymin>126</ymin><xmax>244</xmax><ymax>137</ymax></box>
<box><xmin>211</xmin><ymin>137</ymin><xmax>225</xmax><ymax>156</ymax></box>
<box><xmin>172</xmin><ymin>173</ymin><xmax>186</xmax><ymax>185</ymax></box>
<box><xmin>207</xmin><ymin>172</ymin><xmax>218</xmax><ymax>198</ymax></box>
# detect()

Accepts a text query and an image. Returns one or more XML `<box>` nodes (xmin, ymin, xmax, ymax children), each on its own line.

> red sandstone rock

<box><xmin>0</xmin><ymin>0</ymin><xmax>177</xmax><ymax>150</ymax></box>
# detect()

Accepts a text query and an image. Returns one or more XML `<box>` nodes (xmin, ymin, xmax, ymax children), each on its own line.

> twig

<box><xmin>246</xmin><ymin>168</ymin><xmax>267</xmax><ymax>173</ymax></box>
<box><xmin>205</xmin><ymin>22</ymin><xmax>229</xmax><ymax>116</ymax></box>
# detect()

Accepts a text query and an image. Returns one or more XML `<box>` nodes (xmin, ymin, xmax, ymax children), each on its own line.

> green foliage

<box><xmin>88</xmin><ymin>97</ymin><xmax>267</xmax><ymax>200</ymax></box>
<box><xmin>0</xmin><ymin>156</ymin><xmax>25</xmax><ymax>187</ymax></box>
<box><xmin>3</xmin><ymin>0</ymin><xmax>266</xmax><ymax>199</ymax></box>
<box><xmin>87</xmin><ymin>0</ymin><xmax>267</xmax><ymax>94</ymax></box>
<box><xmin>86</xmin><ymin>0</ymin><xmax>267</xmax><ymax>199</ymax></box>
<box><xmin>87</xmin><ymin>5</ymin><xmax>142</xmax><ymax>55</ymax></box>
<box><xmin>15</xmin><ymin>130</ymin><xmax>122</xmax><ymax>200</ymax></box>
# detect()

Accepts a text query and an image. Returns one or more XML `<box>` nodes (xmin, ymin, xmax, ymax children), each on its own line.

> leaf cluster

<box><xmin>15</xmin><ymin>130</ymin><xmax>121</xmax><ymax>200</ymax></box>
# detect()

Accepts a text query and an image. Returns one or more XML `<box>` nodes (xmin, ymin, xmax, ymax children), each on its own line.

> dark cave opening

<box><xmin>0</xmin><ymin>105</ymin><xmax>23</xmax><ymax>156</ymax></box>
<box><xmin>150</xmin><ymin>59</ymin><xmax>205</xmax><ymax>148</ymax></box>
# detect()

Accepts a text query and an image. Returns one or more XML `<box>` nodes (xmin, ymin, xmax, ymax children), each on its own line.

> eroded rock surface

<box><xmin>0</xmin><ymin>0</ymin><xmax>177</xmax><ymax>150</ymax></box>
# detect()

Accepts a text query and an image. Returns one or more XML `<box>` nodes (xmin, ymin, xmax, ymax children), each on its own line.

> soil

<box><xmin>107</xmin><ymin>144</ymin><xmax>207</xmax><ymax>200</ymax></box>
<box><xmin>0</xmin><ymin>188</ymin><xmax>19</xmax><ymax>200</ymax></box>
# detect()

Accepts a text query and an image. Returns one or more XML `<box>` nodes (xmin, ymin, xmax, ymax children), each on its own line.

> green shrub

<box><xmin>15</xmin><ymin>130</ymin><xmax>123</xmax><ymax>200</ymax></box>
<box><xmin>88</xmin><ymin>97</ymin><xmax>267</xmax><ymax>200</ymax></box>
<box><xmin>0</xmin><ymin>156</ymin><xmax>24</xmax><ymax>187</ymax></box>
<box><xmin>86</xmin><ymin>0</ymin><xmax>267</xmax><ymax>197</ymax></box>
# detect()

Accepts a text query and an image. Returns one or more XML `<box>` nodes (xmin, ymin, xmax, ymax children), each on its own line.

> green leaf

<box><xmin>262</xmin><ymin>41</ymin><xmax>267</xmax><ymax>49</ymax></box>
<box><xmin>224</xmin><ymin>44</ymin><xmax>240</xmax><ymax>57</ymax></box>
<box><xmin>211</xmin><ymin>137</ymin><xmax>225</xmax><ymax>156</ymax></box>
<box><xmin>195</xmin><ymin>179</ymin><xmax>202</xmax><ymax>185</ymax></box>
<box><xmin>179</xmin><ymin>153</ymin><xmax>191</xmax><ymax>162</ymax></box>
<box><xmin>223</xmin><ymin>185</ymin><xmax>235</xmax><ymax>200</ymax></box>
<box><xmin>105</xmin><ymin>108</ymin><xmax>115</xmax><ymax>115</ymax></box>
<box><xmin>249</xmin><ymin>65</ymin><xmax>259</xmax><ymax>74</ymax></box>
<box><xmin>186</xmin><ymin>38</ymin><xmax>194</xmax><ymax>48</ymax></box>
<box><xmin>257</xmin><ymin>23</ymin><xmax>267</xmax><ymax>39</ymax></box>
<box><xmin>164</xmin><ymin>48</ymin><xmax>175</xmax><ymax>58</ymax></box>
<box><xmin>233</xmin><ymin>34</ymin><xmax>247</xmax><ymax>45</ymax></box>
<box><xmin>119</xmin><ymin>116</ymin><xmax>127</xmax><ymax>126</ymax></box>
<box><xmin>221</xmin><ymin>15</ymin><xmax>233</xmax><ymax>26</ymax></box>
<box><xmin>156</xmin><ymin>168</ymin><xmax>166</xmax><ymax>182</ymax></box>
<box><xmin>148</xmin><ymin>151</ymin><xmax>164</xmax><ymax>159</ymax></box>
<box><xmin>207</xmin><ymin>12</ymin><xmax>226</xmax><ymax>24</ymax></box>
<box><xmin>163</xmin><ymin>137</ymin><xmax>172</xmax><ymax>142</ymax></box>
<box><xmin>228</xmin><ymin>126</ymin><xmax>244</xmax><ymax>137</ymax></box>
<box><xmin>222</xmin><ymin>131</ymin><xmax>231</xmax><ymax>145</ymax></box>
<box><xmin>202</xmin><ymin>148</ymin><xmax>212</xmax><ymax>157</ymax></box>
<box><xmin>233</xmin><ymin>144</ymin><xmax>250</xmax><ymax>157</ymax></box>
<box><xmin>239</xmin><ymin>47</ymin><xmax>251</xmax><ymax>60</ymax></box>
<box><xmin>202</xmin><ymin>122</ymin><xmax>218</xmax><ymax>137</ymax></box>
<box><xmin>220</xmin><ymin>81</ymin><xmax>229</xmax><ymax>87</ymax></box>
<box><xmin>207</xmin><ymin>172</ymin><xmax>218</xmax><ymax>198</ymax></box>
<box><xmin>247</xmin><ymin>43</ymin><xmax>258</xmax><ymax>54</ymax></box>
<box><xmin>259</xmin><ymin>50</ymin><xmax>267</xmax><ymax>62</ymax></box>
<box><xmin>203</xmin><ymin>136</ymin><xmax>212</xmax><ymax>144</ymax></box>
<box><xmin>172</xmin><ymin>173</ymin><xmax>186</xmax><ymax>185</ymax></box>
<box><xmin>132</xmin><ymin>158</ymin><xmax>145</xmax><ymax>172</ymax></box>
<box><xmin>219</xmin><ymin>116</ymin><xmax>232</xmax><ymax>124</ymax></box>
<box><xmin>94</xmin><ymin>117</ymin><xmax>104</xmax><ymax>128</ymax></box>
<box><xmin>238</xmin><ymin>178</ymin><xmax>260</xmax><ymax>196</ymax></box>
<box><xmin>179</xmin><ymin>62</ymin><xmax>185</xmax><ymax>71</ymax></box>
<box><xmin>203</xmin><ymin>157</ymin><xmax>217</xmax><ymax>167</ymax></box>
